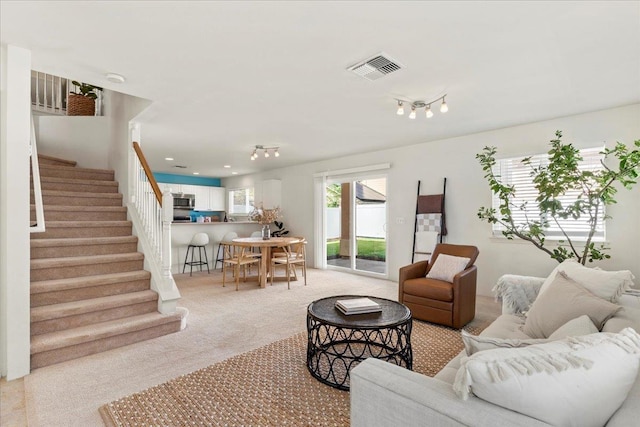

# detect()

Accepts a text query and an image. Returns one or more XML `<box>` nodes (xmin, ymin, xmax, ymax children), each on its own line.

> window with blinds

<box><xmin>492</xmin><ymin>147</ymin><xmax>605</xmax><ymax>240</ymax></box>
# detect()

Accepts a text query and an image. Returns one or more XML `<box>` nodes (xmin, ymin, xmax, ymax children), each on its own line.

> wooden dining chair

<box><xmin>270</xmin><ymin>238</ymin><xmax>307</xmax><ymax>289</ymax></box>
<box><xmin>245</xmin><ymin>231</ymin><xmax>263</xmax><ymax>274</ymax></box>
<box><xmin>222</xmin><ymin>245</ymin><xmax>261</xmax><ymax>291</ymax></box>
<box><xmin>271</xmin><ymin>236</ymin><xmax>303</xmax><ymax>259</ymax></box>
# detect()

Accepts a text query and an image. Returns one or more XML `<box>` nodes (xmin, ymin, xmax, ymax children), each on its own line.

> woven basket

<box><xmin>67</xmin><ymin>93</ymin><xmax>96</xmax><ymax>116</ymax></box>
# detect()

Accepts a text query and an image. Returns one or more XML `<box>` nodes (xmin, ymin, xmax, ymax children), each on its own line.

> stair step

<box><xmin>31</xmin><ymin>204</ymin><xmax>127</xmax><ymax>221</ymax></box>
<box><xmin>38</xmin><ymin>164</ymin><xmax>114</xmax><ymax>181</ymax></box>
<box><xmin>40</xmin><ymin>165</ymin><xmax>115</xmax><ymax>181</ymax></box>
<box><xmin>37</xmin><ymin>176</ymin><xmax>119</xmax><ymax>194</ymax></box>
<box><xmin>31</xmin><ymin>205</ymin><xmax>128</xmax><ymax>222</ymax></box>
<box><xmin>30</xmin><ymin>252</ymin><xmax>144</xmax><ymax>281</ymax></box>
<box><xmin>37</xmin><ymin>154</ymin><xmax>77</xmax><ymax>167</ymax></box>
<box><xmin>32</xmin><ymin>189</ymin><xmax>123</xmax><ymax>207</ymax></box>
<box><xmin>31</xmin><ymin>235</ymin><xmax>138</xmax><ymax>259</ymax></box>
<box><xmin>31</xmin><ymin>290</ymin><xmax>159</xmax><ymax>335</ymax></box>
<box><xmin>30</xmin><ymin>220</ymin><xmax>132</xmax><ymax>239</ymax></box>
<box><xmin>31</xmin><ymin>270</ymin><xmax>152</xmax><ymax>307</ymax></box>
<box><xmin>30</xmin><ymin>311</ymin><xmax>183</xmax><ymax>369</ymax></box>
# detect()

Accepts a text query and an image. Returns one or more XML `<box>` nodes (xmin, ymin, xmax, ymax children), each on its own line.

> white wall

<box><xmin>33</xmin><ymin>90</ymin><xmax>151</xmax><ymax>190</ymax></box>
<box><xmin>35</xmin><ymin>116</ymin><xmax>110</xmax><ymax>169</ymax></box>
<box><xmin>0</xmin><ymin>45</ymin><xmax>32</xmax><ymax>379</ymax></box>
<box><xmin>223</xmin><ymin>104</ymin><xmax>640</xmax><ymax>296</ymax></box>
<box><xmin>105</xmin><ymin>90</ymin><xmax>152</xmax><ymax>201</ymax></box>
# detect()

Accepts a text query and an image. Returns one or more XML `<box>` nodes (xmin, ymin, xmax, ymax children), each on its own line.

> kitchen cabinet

<box><xmin>159</xmin><ymin>183</ymin><xmax>182</xmax><ymax>194</ymax></box>
<box><xmin>179</xmin><ymin>185</ymin><xmax>207</xmax><ymax>210</ymax></box>
<box><xmin>208</xmin><ymin>187</ymin><xmax>226</xmax><ymax>211</ymax></box>
<box><xmin>157</xmin><ymin>183</ymin><xmax>168</xmax><ymax>193</ymax></box>
<box><xmin>179</xmin><ymin>184</ymin><xmax>196</xmax><ymax>196</ymax></box>
<box><xmin>157</xmin><ymin>182</ymin><xmax>225</xmax><ymax>210</ymax></box>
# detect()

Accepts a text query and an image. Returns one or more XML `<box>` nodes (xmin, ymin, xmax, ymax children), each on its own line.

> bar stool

<box><xmin>214</xmin><ymin>231</ymin><xmax>238</xmax><ymax>270</ymax></box>
<box><xmin>183</xmin><ymin>233</ymin><xmax>210</xmax><ymax>276</ymax></box>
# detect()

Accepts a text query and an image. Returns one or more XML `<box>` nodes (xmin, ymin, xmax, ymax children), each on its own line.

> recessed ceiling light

<box><xmin>105</xmin><ymin>73</ymin><xmax>126</xmax><ymax>84</ymax></box>
<box><xmin>165</xmin><ymin>157</ymin><xmax>174</xmax><ymax>161</ymax></box>
<box><xmin>232</xmin><ymin>172</ymin><xmax>238</xmax><ymax>175</ymax></box>
<box><xmin>193</xmin><ymin>172</ymin><xmax>200</xmax><ymax>175</ymax></box>
<box><xmin>224</xmin><ymin>165</ymin><xmax>231</xmax><ymax>168</ymax></box>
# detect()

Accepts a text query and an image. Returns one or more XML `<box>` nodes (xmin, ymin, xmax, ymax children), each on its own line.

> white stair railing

<box><xmin>130</xmin><ymin>141</ymin><xmax>180</xmax><ymax>314</ymax></box>
<box><xmin>31</xmin><ymin>70</ymin><xmax>103</xmax><ymax>116</ymax></box>
<box><xmin>30</xmin><ymin>113</ymin><xmax>45</xmax><ymax>233</ymax></box>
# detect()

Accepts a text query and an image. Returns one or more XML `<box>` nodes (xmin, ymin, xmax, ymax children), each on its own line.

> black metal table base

<box><xmin>306</xmin><ymin>313</ymin><xmax>412</xmax><ymax>391</ymax></box>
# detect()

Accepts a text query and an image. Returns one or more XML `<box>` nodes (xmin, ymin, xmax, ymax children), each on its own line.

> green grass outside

<box><xmin>326</xmin><ymin>237</ymin><xmax>386</xmax><ymax>261</ymax></box>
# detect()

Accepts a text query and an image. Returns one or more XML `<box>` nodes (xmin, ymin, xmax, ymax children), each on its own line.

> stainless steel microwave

<box><xmin>172</xmin><ymin>193</ymin><xmax>195</xmax><ymax>209</ymax></box>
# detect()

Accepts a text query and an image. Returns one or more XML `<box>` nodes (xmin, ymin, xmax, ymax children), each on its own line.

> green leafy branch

<box><xmin>477</xmin><ymin>131</ymin><xmax>640</xmax><ymax>265</ymax></box>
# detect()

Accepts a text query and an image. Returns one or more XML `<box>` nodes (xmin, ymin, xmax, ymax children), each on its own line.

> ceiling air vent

<box><xmin>173</xmin><ymin>165</ymin><xmax>188</xmax><ymax>169</ymax></box>
<box><xmin>347</xmin><ymin>53</ymin><xmax>403</xmax><ymax>81</ymax></box>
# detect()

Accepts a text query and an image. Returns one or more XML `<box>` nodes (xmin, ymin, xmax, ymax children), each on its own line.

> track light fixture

<box><xmin>426</xmin><ymin>104</ymin><xmax>434</xmax><ymax>118</ymax></box>
<box><xmin>440</xmin><ymin>96</ymin><xmax>448</xmax><ymax>113</ymax></box>
<box><xmin>250</xmin><ymin>145</ymin><xmax>280</xmax><ymax>160</ymax></box>
<box><xmin>394</xmin><ymin>94</ymin><xmax>448</xmax><ymax>120</ymax></box>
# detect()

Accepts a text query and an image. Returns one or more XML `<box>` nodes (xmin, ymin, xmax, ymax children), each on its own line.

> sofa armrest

<box><xmin>350</xmin><ymin>358</ymin><xmax>550</xmax><ymax>427</ymax></box>
<box><xmin>492</xmin><ymin>274</ymin><xmax>545</xmax><ymax>315</ymax></box>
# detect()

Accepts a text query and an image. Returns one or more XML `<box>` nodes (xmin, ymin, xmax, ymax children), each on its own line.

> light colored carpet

<box><xmin>19</xmin><ymin>268</ymin><xmax>499</xmax><ymax>426</ymax></box>
<box><xmin>99</xmin><ymin>320</ymin><xmax>489</xmax><ymax>427</ymax></box>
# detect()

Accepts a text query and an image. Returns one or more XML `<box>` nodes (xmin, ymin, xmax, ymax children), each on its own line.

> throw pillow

<box><xmin>602</xmin><ymin>306</ymin><xmax>640</xmax><ymax>334</ymax></box>
<box><xmin>426</xmin><ymin>254</ymin><xmax>471</xmax><ymax>282</ymax></box>
<box><xmin>523</xmin><ymin>272</ymin><xmax>620</xmax><ymax>338</ymax></box>
<box><xmin>538</xmin><ymin>259</ymin><xmax>576</xmax><ymax>296</ymax></box>
<box><xmin>548</xmin><ymin>314</ymin><xmax>598</xmax><ymax>340</ymax></box>
<box><xmin>453</xmin><ymin>328</ymin><xmax>640</xmax><ymax>427</ymax></box>
<box><xmin>539</xmin><ymin>259</ymin><xmax>634</xmax><ymax>302</ymax></box>
<box><xmin>462</xmin><ymin>316</ymin><xmax>597</xmax><ymax>356</ymax></box>
<box><xmin>560</xmin><ymin>263</ymin><xmax>634</xmax><ymax>302</ymax></box>
<box><xmin>461</xmin><ymin>330</ymin><xmax>547</xmax><ymax>356</ymax></box>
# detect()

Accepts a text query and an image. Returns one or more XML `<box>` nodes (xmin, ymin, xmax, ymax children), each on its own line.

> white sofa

<box><xmin>350</xmin><ymin>274</ymin><xmax>640</xmax><ymax>427</ymax></box>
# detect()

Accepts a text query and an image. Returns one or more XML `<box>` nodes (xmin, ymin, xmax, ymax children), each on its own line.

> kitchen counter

<box><xmin>169</xmin><ymin>221</ymin><xmax>262</xmax><ymax>274</ymax></box>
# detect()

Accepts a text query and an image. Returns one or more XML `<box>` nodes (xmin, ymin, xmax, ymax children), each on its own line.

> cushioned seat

<box><xmin>402</xmin><ymin>277</ymin><xmax>454</xmax><ymax>301</ymax></box>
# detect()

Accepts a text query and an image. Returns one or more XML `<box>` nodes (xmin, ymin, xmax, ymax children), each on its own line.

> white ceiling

<box><xmin>2</xmin><ymin>1</ymin><xmax>639</xmax><ymax>178</ymax></box>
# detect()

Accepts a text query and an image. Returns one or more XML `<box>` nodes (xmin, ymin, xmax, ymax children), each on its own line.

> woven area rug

<box><xmin>100</xmin><ymin>321</ymin><xmax>486</xmax><ymax>427</ymax></box>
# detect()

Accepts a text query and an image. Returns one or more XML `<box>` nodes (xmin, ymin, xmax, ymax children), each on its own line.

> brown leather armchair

<box><xmin>399</xmin><ymin>243</ymin><xmax>479</xmax><ymax>328</ymax></box>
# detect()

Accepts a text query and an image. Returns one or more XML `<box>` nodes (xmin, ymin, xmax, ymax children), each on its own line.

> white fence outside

<box><xmin>326</xmin><ymin>204</ymin><xmax>386</xmax><ymax>239</ymax></box>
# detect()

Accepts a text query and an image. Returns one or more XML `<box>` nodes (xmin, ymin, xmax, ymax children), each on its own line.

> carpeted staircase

<box><xmin>30</xmin><ymin>154</ymin><xmax>183</xmax><ymax>369</ymax></box>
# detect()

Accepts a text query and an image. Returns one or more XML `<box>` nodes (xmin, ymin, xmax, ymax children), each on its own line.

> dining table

<box><xmin>230</xmin><ymin>236</ymin><xmax>301</xmax><ymax>288</ymax></box>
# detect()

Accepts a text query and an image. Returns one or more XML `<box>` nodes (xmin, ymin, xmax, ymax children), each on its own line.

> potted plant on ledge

<box><xmin>67</xmin><ymin>80</ymin><xmax>103</xmax><ymax>116</ymax></box>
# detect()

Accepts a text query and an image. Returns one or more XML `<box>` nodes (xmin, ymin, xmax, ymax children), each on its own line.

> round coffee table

<box><xmin>306</xmin><ymin>295</ymin><xmax>412</xmax><ymax>391</ymax></box>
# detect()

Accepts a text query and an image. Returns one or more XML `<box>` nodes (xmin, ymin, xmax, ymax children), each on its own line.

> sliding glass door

<box><xmin>325</xmin><ymin>176</ymin><xmax>387</xmax><ymax>276</ymax></box>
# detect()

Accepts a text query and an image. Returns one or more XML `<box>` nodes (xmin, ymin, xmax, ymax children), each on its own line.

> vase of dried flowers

<box><xmin>249</xmin><ymin>205</ymin><xmax>281</xmax><ymax>240</ymax></box>
<box><xmin>261</xmin><ymin>225</ymin><xmax>271</xmax><ymax>240</ymax></box>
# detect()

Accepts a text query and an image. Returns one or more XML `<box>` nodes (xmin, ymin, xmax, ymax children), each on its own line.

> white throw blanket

<box><xmin>415</xmin><ymin>231</ymin><xmax>439</xmax><ymax>254</ymax></box>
